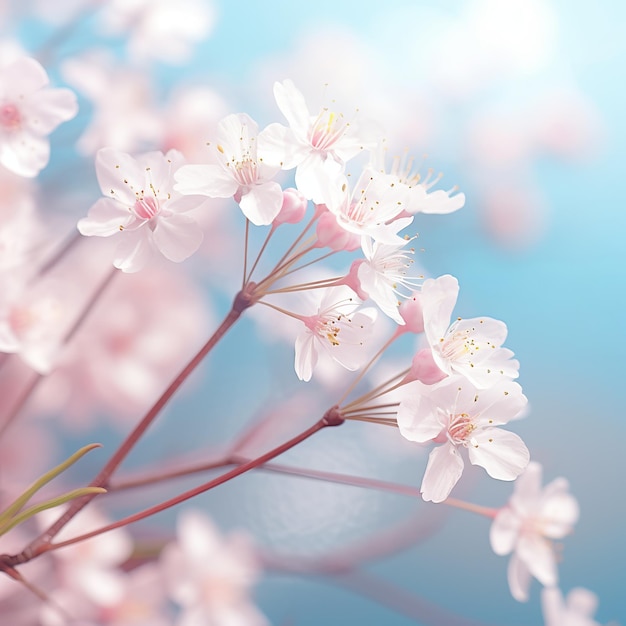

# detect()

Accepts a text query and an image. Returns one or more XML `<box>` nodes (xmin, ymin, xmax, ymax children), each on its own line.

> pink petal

<box><xmin>113</xmin><ymin>231</ymin><xmax>155</xmax><ymax>273</ymax></box>
<box><xmin>517</xmin><ymin>533</ymin><xmax>558</xmax><ymax>587</ymax></box>
<box><xmin>0</xmin><ymin>130</ymin><xmax>49</xmax><ymax>177</ymax></box>
<box><xmin>422</xmin><ymin>274</ymin><xmax>459</xmax><ymax>345</ymax></box>
<box><xmin>396</xmin><ymin>383</ymin><xmax>443</xmax><ymax>443</ymax></box>
<box><xmin>22</xmin><ymin>87</ymin><xmax>78</xmax><ymax>134</ymax></box>
<box><xmin>96</xmin><ymin>148</ymin><xmax>144</xmax><ymax>204</ymax></box>
<box><xmin>273</xmin><ymin>79</ymin><xmax>310</xmax><ymax>138</ymax></box>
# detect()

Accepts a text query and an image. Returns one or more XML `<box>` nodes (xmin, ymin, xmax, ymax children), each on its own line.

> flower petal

<box><xmin>151</xmin><ymin>214</ymin><xmax>203</xmax><ymax>262</ymax></box>
<box><xmin>420</xmin><ymin>442</ymin><xmax>464</xmax><ymax>503</ymax></box>
<box><xmin>467</xmin><ymin>428</ymin><xmax>529</xmax><ymax>480</ymax></box>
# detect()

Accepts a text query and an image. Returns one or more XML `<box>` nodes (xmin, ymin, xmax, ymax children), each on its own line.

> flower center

<box><xmin>133</xmin><ymin>195</ymin><xmax>160</xmax><ymax>220</ymax></box>
<box><xmin>448</xmin><ymin>412</ymin><xmax>476</xmax><ymax>445</ymax></box>
<box><xmin>439</xmin><ymin>325</ymin><xmax>474</xmax><ymax>360</ymax></box>
<box><xmin>309</xmin><ymin>109</ymin><xmax>346</xmax><ymax>151</ymax></box>
<box><xmin>0</xmin><ymin>103</ymin><xmax>21</xmax><ymax>130</ymax></box>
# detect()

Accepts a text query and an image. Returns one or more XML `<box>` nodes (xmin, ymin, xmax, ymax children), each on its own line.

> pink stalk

<box><xmin>18</xmin><ymin>284</ymin><xmax>258</xmax><ymax>561</ymax></box>
<box><xmin>20</xmin><ymin>407</ymin><xmax>344</xmax><ymax>558</ymax></box>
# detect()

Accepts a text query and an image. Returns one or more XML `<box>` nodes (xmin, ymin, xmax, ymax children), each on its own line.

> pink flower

<box><xmin>161</xmin><ymin>510</ymin><xmax>267</xmax><ymax>626</ymax></box>
<box><xmin>490</xmin><ymin>462</ymin><xmax>579</xmax><ymax>602</ymax></box>
<box><xmin>397</xmin><ymin>375</ymin><xmax>529</xmax><ymax>503</ymax></box>
<box><xmin>0</xmin><ymin>56</ymin><xmax>77</xmax><ymax>177</ymax></box>
<box><xmin>294</xmin><ymin>286</ymin><xmax>377</xmax><ymax>382</ymax></box>
<box><xmin>174</xmin><ymin>113</ymin><xmax>283</xmax><ymax>226</ymax></box>
<box><xmin>259</xmin><ymin>79</ymin><xmax>380</xmax><ymax>203</ymax></box>
<box><xmin>421</xmin><ymin>274</ymin><xmax>519</xmax><ymax>388</ymax></box>
<box><xmin>78</xmin><ymin>148</ymin><xmax>206</xmax><ymax>272</ymax></box>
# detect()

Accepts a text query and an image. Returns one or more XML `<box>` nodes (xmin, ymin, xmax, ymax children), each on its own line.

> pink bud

<box><xmin>315</xmin><ymin>209</ymin><xmax>360</xmax><ymax>251</ymax></box>
<box><xmin>273</xmin><ymin>187</ymin><xmax>308</xmax><ymax>226</ymax></box>
<box><xmin>407</xmin><ymin>348</ymin><xmax>447</xmax><ymax>385</ymax></box>
<box><xmin>399</xmin><ymin>291</ymin><xmax>425</xmax><ymax>334</ymax></box>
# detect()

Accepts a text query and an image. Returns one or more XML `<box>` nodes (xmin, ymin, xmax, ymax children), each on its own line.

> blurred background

<box><xmin>2</xmin><ymin>0</ymin><xmax>625</xmax><ymax>624</ymax></box>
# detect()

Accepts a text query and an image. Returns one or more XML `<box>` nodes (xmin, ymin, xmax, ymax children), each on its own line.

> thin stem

<box><xmin>34</xmin><ymin>231</ymin><xmax>82</xmax><ymax>279</ymax></box>
<box><xmin>341</xmin><ymin>370</ymin><xmax>409</xmax><ymax>412</ymax></box>
<box><xmin>0</xmin><ymin>267</ymin><xmax>118</xmax><ymax>439</ymax></box>
<box><xmin>39</xmin><ymin>412</ymin><xmax>343</xmax><ymax>555</ymax></box>
<box><xmin>264</xmin><ymin>276</ymin><xmax>342</xmax><ymax>295</ymax></box>
<box><xmin>342</xmin><ymin>402</ymin><xmax>400</xmax><ymax>414</ymax></box>
<box><xmin>336</xmin><ymin>333</ymin><xmax>400</xmax><ymax>406</ymax></box>
<box><xmin>344</xmin><ymin>416</ymin><xmax>398</xmax><ymax>427</ymax></box>
<box><xmin>256</xmin><ymin>300</ymin><xmax>304</xmax><ymax>322</ymax></box>
<box><xmin>275</xmin><ymin>249</ymin><xmax>339</xmax><ymax>279</ymax></box>
<box><xmin>246</xmin><ymin>225</ymin><xmax>276</xmax><ymax>284</ymax></box>
<box><xmin>21</xmin><ymin>286</ymin><xmax>256</xmax><ymax>559</ymax></box>
<box><xmin>266</xmin><ymin>211</ymin><xmax>319</xmax><ymax>279</ymax></box>
<box><xmin>242</xmin><ymin>219</ymin><xmax>250</xmax><ymax>290</ymax></box>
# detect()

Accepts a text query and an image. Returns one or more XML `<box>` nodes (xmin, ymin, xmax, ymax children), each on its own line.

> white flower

<box><xmin>542</xmin><ymin>587</ymin><xmax>604</xmax><ymax>626</ymax></box>
<box><xmin>373</xmin><ymin>148</ymin><xmax>465</xmax><ymax>215</ymax></box>
<box><xmin>259</xmin><ymin>79</ymin><xmax>380</xmax><ymax>203</ymax></box>
<box><xmin>356</xmin><ymin>236</ymin><xmax>421</xmax><ymax>324</ymax></box>
<box><xmin>325</xmin><ymin>168</ymin><xmax>413</xmax><ymax>244</ymax></box>
<box><xmin>397</xmin><ymin>375</ymin><xmax>529</xmax><ymax>503</ymax></box>
<box><xmin>0</xmin><ymin>56</ymin><xmax>77</xmax><ymax>177</ymax></box>
<box><xmin>175</xmin><ymin>113</ymin><xmax>283</xmax><ymax>225</ymax></box>
<box><xmin>294</xmin><ymin>286</ymin><xmax>377</xmax><ymax>382</ymax></box>
<box><xmin>78</xmin><ymin>148</ymin><xmax>206</xmax><ymax>273</ymax></box>
<box><xmin>422</xmin><ymin>274</ymin><xmax>519</xmax><ymax>387</ymax></box>
<box><xmin>490</xmin><ymin>462</ymin><xmax>579</xmax><ymax>602</ymax></box>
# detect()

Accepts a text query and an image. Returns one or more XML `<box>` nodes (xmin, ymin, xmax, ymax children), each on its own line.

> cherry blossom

<box><xmin>161</xmin><ymin>510</ymin><xmax>267</xmax><ymax>626</ymax></box>
<box><xmin>258</xmin><ymin>79</ymin><xmax>380</xmax><ymax>203</ymax></box>
<box><xmin>174</xmin><ymin>113</ymin><xmax>283</xmax><ymax>226</ymax></box>
<box><xmin>352</xmin><ymin>236</ymin><xmax>420</xmax><ymax>324</ymax></box>
<box><xmin>490</xmin><ymin>462</ymin><xmax>579</xmax><ymax>602</ymax></box>
<box><xmin>421</xmin><ymin>274</ymin><xmax>519</xmax><ymax>387</ymax></box>
<box><xmin>0</xmin><ymin>56</ymin><xmax>77</xmax><ymax>177</ymax></box>
<box><xmin>294</xmin><ymin>286</ymin><xmax>377</xmax><ymax>382</ymax></box>
<box><xmin>542</xmin><ymin>587</ymin><xmax>604</xmax><ymax>626</ymax></box>
<box><xmin>397</xmin><ymin>375</ymin><xmax>529</xmax><ymax>503</ymax></box>
<box><xmin>373</xmin><ymin>148</ymin><xmax>465</xmax><ymax>215</ymax></box>
<box><xmin>325</xmin><ymin>168</ymin><xmax>413</xmax><ymax>244</ymax></box>
<box><xmin>78</xmin><ymin>148</ymin><xmax>206</xmax><ymax>272</ymax></box>
<box><xmin>100</xmin><ymin>0</ymin><xmax>215</xmax><ymax>65</ymax></box>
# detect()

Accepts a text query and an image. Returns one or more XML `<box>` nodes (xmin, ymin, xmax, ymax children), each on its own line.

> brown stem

<box><xmin>18</xmin><ymin>285</ymin><xmax>257</xmax><ymax>561</ymax></box>
<box><xmin>31</xmin><ymin>408</ymin><xmax>344</xmax><ymax>556</ymax></box>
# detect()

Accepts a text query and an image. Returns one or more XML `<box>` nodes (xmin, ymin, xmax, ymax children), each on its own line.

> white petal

<box><xmin>151</xmin><ymin>214</ymin><xmax>203</xmax><ymax>262</ymax></box>
<box><xmin>508</xmin><ymin>552</ymin><xmax>532</xmax><ymax>602</ymax></box>
<box><xmin>421</xmin><ymin>274</ymin><xmax>459</xmax><ymax>345</ymax></box>
<box><xmin>489</xmin><ymin>508</ymin><xmax>522</xmax><ymax>555</ymax></box>
<box><xmin>0</xmin><ymin>130</ymin><xmax>49</xmax><ymax>177</ymax></box>
<box><xmin>420</xmin><ymin>443</ymin><xmax>464</xmax><ymax>503</ymax></box>
<box><xmin>541</xmin><ymin>587</ymin><xmax>565</xmax><ymax>626</ymax></box>
<box><xmin>396</xmin><ymin>383</ymin><xmax>443</xmax><ymax>443</ymax></box>
<box><xmin>467</xmin><ymin>428</ymin><xmax>530</xmax><ymax>480</ymax></box>
<box><xmin>174</xmin><ymin>163</ymin><xmax>239</xmax><ymax>198</ymax></box>
<box><xmin>23</xmin><ymin>87</ymin><xmax>77</xmax><ymax>134</ymax></box>
<box><xmin>273</xmin><ymin>79</ymin><xmax>310</xmax><ymax>137</ymax></box>
<box><xmin>294</xmin><ymin>331</ymin><xmax>317</xmax><ymax>382</ymax></box>
<box><xmin>77</xmin><ymin>197</ymin><xmax>136</xmax><ymax>236</ymax></box>
<box><xmin>96</xmin><ymin>148</ymin><xmax>144</xmax><ymax>204</ymax></box>
<box><xmin>566</xmin><ymin>587</ymin><xmax>599</xmax><ymax>617</ymax></box>
<box><xmin>257</xmin><ymin>122</ymin><xmax>307</xmax><ymax>169</ymax></box>
<box><xmin>517</xmin><ymin>533</ymin><xmax>558</xmax><ymax>587</ymax></box>
<box><xmin>238</xmin><ymin>182</ymin><xmax>283</xmax><ymax>225</ymax></box>
<box><xmin>113</xmin><ymin>231</ymin><xmax>155</xmax><ymax>273</ymax></box>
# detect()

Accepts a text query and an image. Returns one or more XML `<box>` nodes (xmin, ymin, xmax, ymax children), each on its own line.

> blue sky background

<box><xmin>8</xmin><ymin>1</ymin><xmax>626</xmax><ymax>624</ymax></box>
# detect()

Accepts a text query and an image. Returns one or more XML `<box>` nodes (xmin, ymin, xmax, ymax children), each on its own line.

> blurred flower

<box><xmin>542</xmin><ymin>587</ymin><xmax>605</xmax><ymax>626</ymax></box>
<box><xmin>161</xmin><ymin>510</ymin><xmax>267</xmax><ymax>626</ymax></box>
<box><xmin>0</xmin><ymin>57</ymin><xmax>77</xmax><ymax>177</ymax></box>
<box><xmin>490</xmin><ymin>462</ymin><xmax>580</xmax><ymax>602</ymax></box>
<box><xmin>78</xmin><ymin>148</ymin><xmax>207</xmax><ymax>272</ymax></box>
